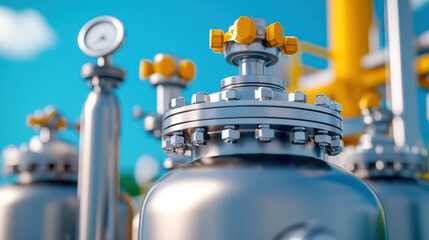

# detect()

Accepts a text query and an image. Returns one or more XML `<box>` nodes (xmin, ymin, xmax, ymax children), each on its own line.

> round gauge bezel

<box><xmin>78</xmin><ymin>16</ymin><xmax>125</xmax><ymax>57</ymax></box>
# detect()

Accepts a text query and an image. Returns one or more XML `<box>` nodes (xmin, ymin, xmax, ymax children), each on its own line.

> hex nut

<box><xmin>221</xmin><ymin>89</ymin><xmax>240</xmax><ymax>101</ymax></box>
<box><xmin>162</xmin><ymin>137</ymin><xmax>173</xmax><ymax>151</ymax></box>
<box><xmin>222</xmin><ymin>127</ymin><xmax>240</xmax><ymax>143</ymax></box>
<box><xmin>289</xmin><ymin>131</ymin><xmax>308</xmax><ymax>144</ymax></box>
<box><xmin>170</xmin><ymin>97</ymin><xmax>187</xmax><ymax>109</ymax></box>
<box><xmin>289</xmin><ymin>90</ymin><xmax>307</xmax><ymax>103</ymax></box>
<box><xmin>329</xmin><ymin>138</ymin><xmax>344</xmax><ymax>156</ymax></box>
<box><xmin>314</xmin><ymin>134</ymin><xmax>332</xmax><ymax>146</ymax></box>
<box><xmin>192</xmin><ymin>92</ymin><xmax>210</xmax><ymax>104</ymax></box>
<box><xmin>255</xmin><ymin>126</ymin><xmax>274</xmax><ymax>142</ymax></box>
<box><xmin>255</xmin><ymin>87</ymin><xmax>273</xmax><ymax>100</ymax></box>
<box><xmin>170</xmin><ymin>134</ymin><xmax>185</xmax><ymax>148</ymax></box>
<box><xmin>330</xmin><ymin>101</ymin><xmax>342</xmax><ymax>113</ymax></box>
<box><xmin>191</xmin><ymin>128</ymin><xmax>210</xmax><ymax>146</ymax></box>
<box><xmin>314</xmin><ymin>94</ymin><xmax>331</xmax><ymax>108</ymax></box>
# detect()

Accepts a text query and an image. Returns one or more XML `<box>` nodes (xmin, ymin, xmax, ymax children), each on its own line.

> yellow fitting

<box><xmin>223</xmin><ymin>32</ymin><xmax>232</xmax><ymax>42</ymax></box>
<box><xmin>210</xmin><ymin>29</ymin><xmax>224</xmax><ymax>52</ymax></box>
<box><xmin>56</xmin><ymin>117</ymin><xmax>67</xmax><ymax>129</ymax></box>
<box><xmin>45</xmin><ymin>109</ymin><xmax>58</xmax><ymax>122</ymax></box>
<box><xmin>265</xmin><ymin>22</ymin><xmax>284</xmax><ymax>47</ymax></box>
<box><xmin>231</xmin><ymin>16</ymin><xmax>257</xmax><ymax>45</ymax></box>
<box><xmin>282</xmin><ymin>37</ymin><xmax>298</xmax><ymax>55</ymax></box>
<box><xmin>27</xmin><ymin>115</ymin><xmax>48</xmax><ymax>126</ymax></box>
<box><xmin>154</xmin><ymin>56</ymin><xmax>175</xmax><ymax>78</ymax></box>
<box><xmin>359</xmin><ymin>91</ymin><xmax>381</xmax><ymax>110</ymax></box>
<box><xmin>178</xmin><ymin>60</ymin><xmax>195</xmax><ymax>82</ymax></box>
<box><xmin>140</xmin><ymin>60</ymin><xmax>154</xmax><ymax>79</ymax></box>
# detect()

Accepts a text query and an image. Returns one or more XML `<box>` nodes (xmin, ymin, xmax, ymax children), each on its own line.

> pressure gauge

<box><xmin>78</xmin><ymin>16</ymin><xmax>125</xmax><ymax>57</ymax></box>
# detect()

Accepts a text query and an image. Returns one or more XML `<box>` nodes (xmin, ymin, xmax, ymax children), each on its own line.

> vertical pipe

<box><xmin>238</xmin><ymin>58</ymin><xmax>265</xmax><ymax>75</ymax></box>
<box><xmin>386</xmin><ymin>0</ymin><xmax>421</xmax><ymax>147</ymax></box>
<box><xmin>78</xmin><ymin>77</ymin><xmax>119</xmax><ymax>240</ymax></box>
<box><xmin>156</xmin><ymin>84</ymin><xmax>182</xmax><ymax>115</ymax></box>
<box><xmin>328</xmin><ymin>0</ymin><xmax>372</xmax><ymax>117</ymax></box>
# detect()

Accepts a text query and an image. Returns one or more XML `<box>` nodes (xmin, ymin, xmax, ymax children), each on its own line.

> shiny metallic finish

<box><xmin>140</xmin><ymin>156</ymin><xmax>386</xmax><ymax>240</ymax></box>
<box><xmin>334</xmin><ymin>106</ymin><xmax>428</xmax><ymax>239</ymax></box>
<box><xmin>139</xmin><ymin>16</ymin><xmax>386</xmax><ymax>240</ymax></box>
<box><xmin>0</xmin><ymin>183</ymin><xmax>133</xmax><ymax>240</ymax></box>
<box><xmin>78</xmin><ymin>78</ymin><xmax>121</xmax><ymax>240</ymax></box>
<box><xmin>77</xmin><ymin>16</ymin><xmax>131</xmax><ymax>240</ymax></box>
<box><xmin>0</xmin><ymin>182</ymin><xmax>78</xmax><ymax>240</ymax></box>
<box><xmin>386</xmin><ymin>0</ymin><xmax>422</xmax><ymax>148</ymax></box>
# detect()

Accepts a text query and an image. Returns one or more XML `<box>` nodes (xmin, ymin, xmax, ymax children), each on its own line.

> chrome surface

<box><xmin>78</xmin><ymin>78</ymin><xmax>121</xmax><ymax>240</ymax></box>
<box><xmin>0</xmin><ymin>183</ymin><xmax>78</xmax><ymax>240</ymax></box>
<box><xmin>139</xmin><ymin>155</ymin><xmax>386</xmax><ymax>240</ymax></box>
<box><xmin>386</xmin><ymin>0</ymin><xmax>422</xmax><ymax>148</ymax></box>
<box><xmin>368</xmin><ymin>179</ymin><xmax>429</xmax><ymax>240</ymax></box>
<box><xmin>78</xmin><ymin>16</ymin><xmax>128</xmax><ymax>240</ymax></box>
<box><xmin>139</xmin><ymin>16</ymin><xmax>386</xmax><ymax>240</ymax></box>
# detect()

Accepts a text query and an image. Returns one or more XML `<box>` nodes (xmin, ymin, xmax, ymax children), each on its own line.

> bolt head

<box><xmin>329</xmin><ymin>138</ymin><xmax>344</xmax><ymax>155</ymax></box>
<box><xmin>170</xmin><ymin>97</ymin><xmax>187</xmax><ymax>109</ymax></box>
<box><xmin>192</xmin><ymin>92</ymin><xmax>210</xmax><ymax>104</ymax></box>
<box><xmin>330</xmin><ymin>101</ymin><xmax>342</xmax><ymax>112</ymax></box>
<box><xmin>255</xmin><ymin>127</ymin><xmax>274</xmax><ymax>142</ymax></box>
<box><xmin>255</xmin><ymin>87</ymin><xmax>273</xmax><ymax>100</ymax></box>
<box><xmin>221</xmin><ymin>89</ymin><xmax>240</xmax><ymax>101</ymax></box>
<box><xmin>289</xmin><ymin>131</ymin><xmax>308</xmax><ymax>144</ymax></box>
<box><xmin>222</xmin><ymin>128</ymin><xmax>240</xmax><ymax>143</ymax></box>
<box><xmin>289</xmin><ymin>90</ymin><xmax>307</xmax><ymax>103</ymax></box>
<box><xmin>170</xmin><ymin>135</ymin><xmax>185</xmax><ymax>147</ymax></box>
<box><xmin>314</xmin><ymin>94</ymin><xmax>331</xmax><ymax>108</ymax></box>
<box><xmin>162</xmin><ymin>137</ymin><xmax>173</xmax><ymax>151</ymax></box>
<box><xmin>314</xmin><ymin>134</ymin><xmax>332</xmax><ymax>146</ymax></box>
<box><xmin>191</xmin><ymin>130</ymin><xmax>210</xmax><ymax>146</ymax></box>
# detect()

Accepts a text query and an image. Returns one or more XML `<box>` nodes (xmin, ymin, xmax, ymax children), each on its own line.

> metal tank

<box><xmin>336</xmin><ymin>93</ymin><xmax>429</xmax><ymax>240</ymax></box>
<box><xmin>77</xmin><ymin>16</ymin><xmax>134</xmax><ymax>240</ymax></box>
<box><xmin>138</xmin><ymin>16</ymin><xmax>387</xmax><ymax>240</ymax></box>
<box><xmin>334</xmin><ymin>0</ymin><xmax>429</xmax><ymax>239</ymax></box>
<box><xmin>0</xmin><ymin>107</ymin><xmax>79</xmax><ymax>240</ymax></box>
<box><xmin>132</xmin><ymin>54</ymin><xmax>196</xmax><ymax>240</ymax></box>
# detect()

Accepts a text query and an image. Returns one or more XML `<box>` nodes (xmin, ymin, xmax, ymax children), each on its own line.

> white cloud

<box><xmin>0</xmin><ymin>6</ymin><xmax>56</xmax><ymax>60</ymax></box>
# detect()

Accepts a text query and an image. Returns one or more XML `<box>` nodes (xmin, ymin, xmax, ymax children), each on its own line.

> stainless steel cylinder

<box><xmin>139</xmin><ymin>155</ymin><xmax>386</xmax><ymax>240</ymax></box>
<box><xmin>78</xmin><ymin>77</ymin><xmax>120</xmax><ymax>240</ymax></box>
<box><xmin>0</xmin><ymin>182</ymin><xmax>77</xmax><ymax>240</ymax></box>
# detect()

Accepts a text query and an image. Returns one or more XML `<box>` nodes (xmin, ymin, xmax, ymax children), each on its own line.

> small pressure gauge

<box><xmin>78</xmin><ymin>16</ymin><xmax>125</xmax><ymax>57</ymax></box>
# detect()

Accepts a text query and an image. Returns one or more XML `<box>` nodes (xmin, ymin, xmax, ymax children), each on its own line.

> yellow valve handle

<box><xmin>154</xmin><ymin>55</ymin><xmax>175</xmax><ymax>78</ymax></box>
<box><xmin>178</xmin><ymin>60</ymin><xmax>196</xmax><ymax>82</ymax></box>
<box><xmin>265</xmin><ymin>22</ymin><xmax>284</xmax><ymax>47</ymax></box>
<box><xmin>139</xmin><ymin>56</ymin><xmax>196</xmax><ymax>83</ymax></box>
<box><xmin>209</xmin><ymin>16</ymin><xmax>298</xmax><ymax>55</ymax></box>
<box><xmin>26</xmin><ymin>107</ymin><xmax>68</xmax><ymax>130</ymax></box>
<box><xmin>359</xmin><ymin>91</ymin><xmax>381</xmax><ymax>110</ymax></box>
<box><xmin>140</xmin><ymin>60</ymin><xmax>154</xmax><ymax>80</ymax></box>
<box><xmin>231</xmin><ymin>16</ymin><xmax>257</xmax><ymax>45</ymax></box>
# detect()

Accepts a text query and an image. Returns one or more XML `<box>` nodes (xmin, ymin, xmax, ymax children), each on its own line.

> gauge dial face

<box><xmin>78</xmin><ymin>16</ymin><xmax>124</xmax><ymax>57</ymax></box>
<box><xmin>84</xmin><ymin>21</ymin><xmax>117</xmax><ymax>52</ymax></box>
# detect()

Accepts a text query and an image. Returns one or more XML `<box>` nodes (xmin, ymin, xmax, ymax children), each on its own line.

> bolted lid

<box><xmin>160</xmin><ymin>17</ymin><xmax>343</xmax><ymax>162</ymax></box>
<box><xmin>2</xmin><ymin>106</ymin><xmax>79</xmax><ymax>184</ymax></box>
<box><xmin>336</xmin><ymin>92</ymin><xmax>428</xmax><ymax>179</ymax></box>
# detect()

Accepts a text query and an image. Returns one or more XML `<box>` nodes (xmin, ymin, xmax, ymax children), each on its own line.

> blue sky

<box><xmin>1</xmin><ymin>0</ymin><xmax>429</xmax><ymax>181</ymax></box>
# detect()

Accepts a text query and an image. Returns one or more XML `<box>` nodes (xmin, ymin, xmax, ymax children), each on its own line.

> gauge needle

<box><xmin>91</xmin><ymin>35</ymin><xmax>110</xmax><ymax>46</ymax></box>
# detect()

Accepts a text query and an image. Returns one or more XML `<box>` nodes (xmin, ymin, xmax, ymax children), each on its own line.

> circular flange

<box><xmin>81</xmin><ymin>63</ymin><xmax>125</xmax><ymax>80</ymax></box>
<box><xmin>162</xmin><ymin>100</ymin><xmax>342</xmax><ymax>136</ymax></box>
